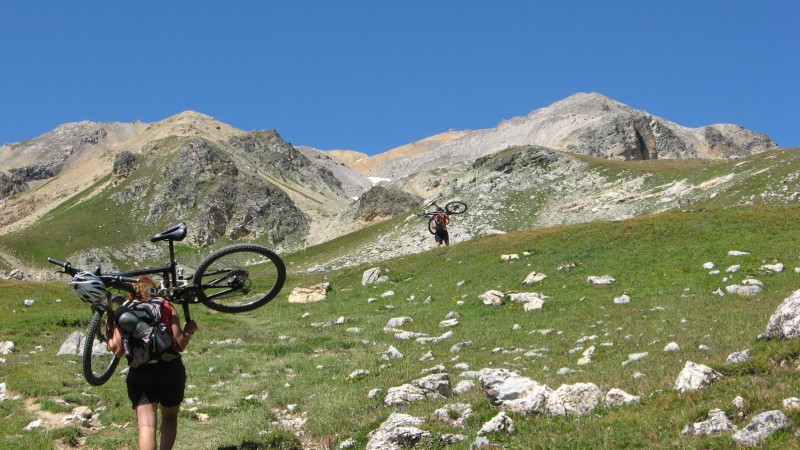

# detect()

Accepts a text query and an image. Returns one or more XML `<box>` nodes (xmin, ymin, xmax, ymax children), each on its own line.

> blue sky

<box><xmin>2</xmin><ymin>1</ymin><xmax>798</xmax><ymax>154</ymax></box>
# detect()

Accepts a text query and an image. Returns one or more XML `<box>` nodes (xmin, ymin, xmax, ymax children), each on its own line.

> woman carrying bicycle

<box><xmin>107</xmin><ymin>276</ymin><xmax>198</xmax><ymax>450</ymax></box>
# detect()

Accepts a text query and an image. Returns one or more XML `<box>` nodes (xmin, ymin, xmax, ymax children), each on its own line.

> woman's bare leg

<box><xmin>159</xmin><ymin>404</ymin><xmax>181</xmax><ymax>450</ymax></box>
<box><xmin>135</xmin><ymin>403</ymin><xmax>158</xmax><ymax>450</ymax></box>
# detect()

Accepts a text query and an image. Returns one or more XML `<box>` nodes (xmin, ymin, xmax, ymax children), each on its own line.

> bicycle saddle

<box><xmin>151</xmin><ymin>222</ymin><xmax>187</xmax><ymax>243</ymax></box>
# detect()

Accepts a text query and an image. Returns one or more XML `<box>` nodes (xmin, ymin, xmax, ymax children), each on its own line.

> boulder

<box><xmin>760</xmin><ymin>289</ymin><xmax>800</xmax><ymax>340</ymax></box>
<box><xmin>362</xmin><ymin>267</ymin><xmax>382</xmax><ymax>286</ymax></box>
<box><xmin>384</xmin><ymin>373</ymin><xmax>451</xmax><ymax>406</ymax></box>
<box><xmin>732</xmin><ymin>410</ymin><xmax>791</xmax><ymax>447</ymax></box>
<box><xmin>366</xmin><ymin>413</ymin><xmax>429</xmax><ymax>450</ymax></box>
<box><xmin>545</xmin><ymin>383</ymin><xmax>603</xmax><ymax>416</ymax></box>
<box><xmin>477</xmin><ymin>411</ymin><xmax>514</xmax><ymax>436</ymax></box>
<box><xmin>674</xmin><ymin>361</ymin><xmax>723</xmax><ymax>393</ymax></box>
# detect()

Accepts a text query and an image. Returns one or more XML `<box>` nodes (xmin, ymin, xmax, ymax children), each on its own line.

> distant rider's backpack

<box><xmin>115</xmin><ymin>298</ymin><xmax>179</xmax><ymax>368</ymax></box>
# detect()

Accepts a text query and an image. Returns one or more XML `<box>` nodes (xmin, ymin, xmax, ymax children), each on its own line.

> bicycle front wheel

<box><xmin>427</xmin><ymin>218</ymin><xmax>437</xmax><ymax>234</ymax></box>
<box><xmin>82</xmin><ymin>308</ymin><xmax>120</xmax><ymax>386</ymax></box>
<box><xmin>445</xmin><ymin>201</ymin><xmax>467</xmax><ymax>215</ymax></box>
<box><xmin>194</xmin><ymin>243</ymin><xmax>286</xmax><ymax>313</ymax></box>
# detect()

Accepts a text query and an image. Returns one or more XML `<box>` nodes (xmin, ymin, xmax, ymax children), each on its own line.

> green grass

<box><xmin>3</xmin><ymin>204</ymin><xmax>800</xmax><ymax>448</ymax></box>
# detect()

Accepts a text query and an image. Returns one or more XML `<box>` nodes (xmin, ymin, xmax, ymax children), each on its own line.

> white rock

<box><xmin>761</xmin><ymin>263</ymin><xmax>784</xmax><ymax>272</ymax></box>
<box><xmin>782</xmin><ymin>397</ymin><xmax>800</xmax><ymax>411</ymax></box>
<box><xmin>726</xmin><ymin>265</ymin><xmax>741</xmax><ymax>273</ymax></box>
<box><xmin>604</xmin><ymin>388</ymin><xmax>640</xmax><ymax>407</ymax></box>
<box><xmin>664</xmin><ymin>342</ymin><xmax>680</xmax><ymax>352</ymax></box>
<box><xmin>728</xmin><ymin>250</ymin><xmax>750</xmax><ymax>256</ymax></box>
<box><xmin>522</xmin><ymin>271</ymin><xmax>547</xmax><ymax>285</ymax></box>
<box><xmin>674</xmin><ymin>361</ymin><xmax>723</xmax><ymax>393</ymax></box>
<box><xmin>702</xmin><ymin>262</ymin><xmax>715</xmax><ymax>269</ymax></box>
<box><xmin>479</xmin><ymin>290</ymin><xmax>505</xmax><ymax>306</ymax></box>
<box><xmin>23</xmin><ymin>299</ymin><xmax>34</xmax><ymax>307</ymax></box>
<box><xmin>587</xmin><ymin>275</ymin><xmax>616</xmax><ymax>287</ymax></box>
<box><xmin>613</xmin><ymin>294</ymin><xmax>631</xmax><ymax>304</ymax></box>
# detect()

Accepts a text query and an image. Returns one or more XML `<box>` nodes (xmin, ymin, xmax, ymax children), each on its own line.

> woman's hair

<box><xmin>131</xmin><ymin>275</ymin><xmax>158</xmax><ymax>300</ymax></box>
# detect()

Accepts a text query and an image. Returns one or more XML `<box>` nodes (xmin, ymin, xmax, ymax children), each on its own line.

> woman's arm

<box><xmin>107</xmin><ymin>320</ymin><xmax>125</xmax><ymax>358</ymax></box>
<box><xmin>170</xmin><ymin>315</ymin><xmax>198</xmax><ymax>352</ymax></box>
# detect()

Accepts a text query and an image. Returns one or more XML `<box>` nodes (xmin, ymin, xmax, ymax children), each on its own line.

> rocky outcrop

<box><xmin>127</xmin><ymin>137</ymin><xmax>309</xmax><ymax>247</ymax></box>
<box><xmin>346</xmin><ymin>184</ymin><xmax>421</xmax><ymax>222</ymax></box>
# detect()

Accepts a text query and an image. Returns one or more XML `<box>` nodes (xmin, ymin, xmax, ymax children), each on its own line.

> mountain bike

<box><xmin>48</xmin><ymin>222</ymin><xmax>286</xmax><ymax>386</ymax></box>
<box><xmin>417</xmin><ymin>201</ymin><xmax>467</xmax><ymax>234</ymax></box>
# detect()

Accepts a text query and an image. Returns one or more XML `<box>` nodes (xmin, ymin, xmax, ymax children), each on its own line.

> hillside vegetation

<box><xmin>2</xmin><ymin>200</ymin><xmax>800</xmax><ymax>448</ymax></box>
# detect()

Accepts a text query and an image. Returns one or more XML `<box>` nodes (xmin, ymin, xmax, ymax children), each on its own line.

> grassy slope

<box><xmin>3</xmin><ymin>203</ymin><xmax>800</xmax><ymax>449</ymax></box>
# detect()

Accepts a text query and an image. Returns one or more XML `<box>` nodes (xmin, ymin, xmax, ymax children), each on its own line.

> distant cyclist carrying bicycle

<box><xmin>418</xmin><ymin>200</ymin><xmax>467</xmax><ymax>248</ymax></box>
<box><xmin>106</xmin><ymin>275</ymin><xmax>198</xmax><ymax>450</ymax></box>
<box><xmin>431</xmin><ymin>207</ymin><xmax>450</xmax><ymax>247</ymax></box>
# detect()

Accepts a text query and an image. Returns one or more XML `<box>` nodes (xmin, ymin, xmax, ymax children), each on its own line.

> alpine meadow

<box><xmin>2</xmin><ymin>93</ymin><xmax>800</xmax><ymax>449</ymax></box>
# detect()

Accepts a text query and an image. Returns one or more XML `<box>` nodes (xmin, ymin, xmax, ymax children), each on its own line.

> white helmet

<box><xmin>69</xmin><ymin>272</ymin><xmax>108</xmax><ymax>305</ymax></box>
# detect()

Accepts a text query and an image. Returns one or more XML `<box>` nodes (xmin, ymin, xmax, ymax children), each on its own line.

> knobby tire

<box><xmin>194</xmin><ymin>243</ymin><xmax>286</xmax><ymax>313</ymax></box>
<box><xmin>82</xmin><ymin>308</ymin><xmax>120</xmax><ymax>386</ymax></box>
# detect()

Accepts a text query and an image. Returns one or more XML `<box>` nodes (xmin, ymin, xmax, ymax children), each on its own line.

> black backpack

<box><xmin>115</xmin><ymin>298</ymin><xmax>179</xmax><ymax>368</ymax></box>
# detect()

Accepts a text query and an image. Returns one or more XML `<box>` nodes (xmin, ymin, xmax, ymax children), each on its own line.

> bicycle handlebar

<box><xmin>48</xmin><ymin>257</ymin><xmax>140</xmax><ymax>284</ymax></box>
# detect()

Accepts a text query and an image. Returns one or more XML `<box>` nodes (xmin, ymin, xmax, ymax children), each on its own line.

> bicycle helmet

<box><xmin>69</xmin><ymin>271</ymin><xmax>108</xmax><ymax>305</ymax></box>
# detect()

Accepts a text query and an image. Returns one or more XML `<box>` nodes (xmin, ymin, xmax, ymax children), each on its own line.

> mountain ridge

<box><xmin>0</xmin><ymin>92</ymin><xmax>789</xmax><ymax>275</ymax></box>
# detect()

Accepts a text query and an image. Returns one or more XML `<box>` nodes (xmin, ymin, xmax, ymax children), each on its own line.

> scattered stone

<box><xmin>0</xmin><ymin>341</ymin><xmax>15</xmax><ymax>355</ymax></box>
<box><xmin>477</xmin><ymin>411</ymin><xmax>514</xmax><ymax>436</ymax></box>
<box><xmin>384</xmin><ymin>373</ymin><xmax>451</xmax><ymax>406</ymax></box>
<box><xmin>546</xmin><ymin>383</ymin><xmax>602</xmax><ymax>416</ymax></box>
<box><xmin>346</xmin><ymin>370</ymin><xmax>370</xmax><ymax>382</ymax></box>
<box><xmin>500</xmin><ymin>254</ymin><xmax>519</xmax><ymax>262</ymax></box>
<box><xmin>622</xmin><ymin>352</ymin><xmax>648</xmax><ymax>366</ymax></box>
<box><xmin>386</xmin><ymin>317</ymin><xmax>414</xmax><ymax>329</ymax></box>
<box><xmin>453</xmin><ymin>380</ymin><xmax>476</xmax><ymax>395</ymax></box>
<box><xmin>366</xmin><ymin>413</ymin><xmax>429</xmax><ymax>450</ymax></box>
<box><xmin>727</xmin><ymin>265</ymin><xmax>741</xmax><ymax>273</ymax></box>
<box><xmin>381</xmin><ymin>290</ymin><xmax>395</xmax><ymax>298</ymax></box>
<box><xmin>613</xmin><ymin>294</ymin><xmax>631</xmax><ymax>304</ymax></box>
<box><xmin>761</xmin><ymin>263</ymin><xmax>784</xmax><ymax>272</ymax></box>
<box><xmin>725</xmin><ymin>284</ymin><xmax>762</xmax><ymax>297</ymax></box>
<box><xmin>57</xmin><ymin>331</ymin><xmax>84</xmax><ymax>356</ymax></box>
<box><xmin>522</xmin><ymin>271</ymin><xmax>547</xmax><ymax>285</ymax></box>
<box><xmin>381</xmin><ymin>346</ymin><xmax>404</xmax><ymax>361</ymax></box>
<box><xmin>682</xmin><ymin>409</ymin><xmax>737</xmax><ymax>436</ymax></box>
<box><xmin>703</xmin><ymin>262</ymin><xmax>715</xmax><ymax>269</ymax></box>
<box><xmin>727</xmin><ymin>349</ymin><xmax>753</xmax><ymax>363</ymax></box>
<box><xmin>362</xmin><ymin>267</ymin><xmax>382</xmax><ymax>286</ymax></box>
<box><xmin>732</xmin><ymin>410</ymin><xmax>791</xmax><ymax>447</ymax></box>
<box><xmin>674</xmin><ymin>361</ymin><xmax>723</xmax><ymax>393</ymax></box>
<box><xmin>783</xmin><ymin>398</ymin><xmax>800</xmax><ymax>411</ymax></box>
<box><xmin>439</xmin><ymin>318</ymin><xmax>459</xmax><ymax>328</ymax></box>
<box><xmin>479</xmin><ymin>290</ymin><xmax>505</xmax><ymax>306</ymax></box>
<box><xmin>287</xmin><ymin>283</ymin><xmax>330</xmax><ymax>303</ymax></box>
<box><xmin>450</xmin><ymin>341</ymin><xmax>473</xmax><ymax>353</ymax></box>
<box><xmin>728</xmin><ymin>250</ymin><xmax>750</xmax><ymax>256</ymax></box>
<box><xmin>23</xmin><ymin>299</ymin><xmax>34</xmax><ymax>307</ymax></box>
<box><xmin>664</xmin><ymin>342</ymin><xmax>680</xmax><ymax>352</ymax></box>
<box><xmin>587</xmin><ymin>275</ymin><xmax>616</xmax><ymax>287</ymax></box>
<box><xmin>431</xmin><ymin>403</ymin><xmax>472</xmax><ymax>428</ymax></box>
<box><xmin>604</xmin><ymin>388</ymin><xmax>640</xmax><ymax>407</ymax></box>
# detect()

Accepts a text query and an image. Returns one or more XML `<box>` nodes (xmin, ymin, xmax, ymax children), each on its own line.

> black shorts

<box><xmin>126</xmin><ymin>357</ymin><xmax>186</xmax><ymax>409</ymax></box>
<box><xmin>434</xmin><ymin>229</ymin><xmax>449</xmax><ymax>244</ymax></box>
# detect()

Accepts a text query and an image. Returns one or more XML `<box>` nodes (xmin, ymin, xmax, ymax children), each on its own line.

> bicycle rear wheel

<box><xmin>82</xmin><ymin>307</ymin><xmax>120</xmax><ymax>386</ymax></box>
<box><xmin>445</xmin><ymin>201</ymin><xmax>467</xmax><ymax>215</ymax></box>
<box><xmin>194</xmin><ymin>243</ymin><xmax>286</xmax><ymax>313</ymax></box>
